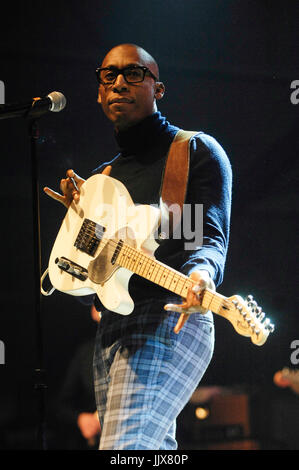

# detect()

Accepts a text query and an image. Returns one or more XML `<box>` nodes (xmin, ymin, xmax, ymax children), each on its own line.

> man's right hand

<box><xmin>43</xmin><ymin>166</ymin><xmax>111</xmax><ymax>208</ymax></box>
<box><xmin>43</xmin><ymin>169</ymin><xmax>85</xmax><ymax>208</ymax></box>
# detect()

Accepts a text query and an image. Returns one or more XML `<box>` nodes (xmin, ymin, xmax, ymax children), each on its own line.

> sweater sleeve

<box><xmin>180</xmin><ymin>133</ymin><xmax>232</xmax><ymax>286</ymax></box>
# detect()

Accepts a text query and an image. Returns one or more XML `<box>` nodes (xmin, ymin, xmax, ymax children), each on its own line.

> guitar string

<box><xmin>121</xmin><ymin>249</ymin><xmax>191</xmax><ymax>298</ymax></box>
<box><xmin>73</xmin><ymin>222</ymin><xmax>262</xmax><ymax>312</ymax></box>
<box><xmin>74</xmin><ymin>222</ymin><xmax>227</xmax><ymax>311</ymax></box>
<box><xmin>59</xmin><ymin>219</ymin><xmax>266</xmax><ymax>343</ymax></box>
<box><xmin>104</xmin><ymin>240</ymin><xmax>259</xmax><ymax>326</ymax></box>
<box><xmin>71</xmin><ymin>224</ymin><xmax>262</xmax><ymax>335</ymax></box>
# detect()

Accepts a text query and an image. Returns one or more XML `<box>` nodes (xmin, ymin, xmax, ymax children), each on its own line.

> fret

<box><xmin>178</xmin><ymin>279</ymin><xmax>192</xmax><ymax>298</ymax></box>
<box><xmin>162</xmin><ymin>271</ymin><xmax>175</xmax><ymax>291</ymax></box>
<box><xmin>114</xmin><ymin>241</ymin><xmax>185</xmax><ymax>295</ymax></box>
<box><xmin>120</xmin><ymin>247</ymin><xmax>132</xmax><ymax>270</ymax></box>
<box><xmin>141</xmin><ymin>258</ymin><xmax>155</xmax><ymax>280</ymax></box>
<box><xmin>111</xmin><ymin>240</ymin><xmax>229</xmax><ymax>314</ymax></box>
<box><xmin>112</xmin><ymin>240</ymin><xmax>226</xmax><ymax>307</ymax></box>
<box><xmin>135</xmin><ymin>250</ymin><xmax>145</xmax><ymax>275</ymax></box>
<box><xmin>125</xmin><ymin>246</ymin><xmax>137</xmax><ymax>272</ymax></box>
<box><xmin>167</xmin><ymin>273</ymin><xmax>184</xmax><ymax>296</ymax></box>
<box><xmin>137</xmin><ymin>252</ymin><xmax>149</xmax><ymax>278</ymax></box>
<box><xmin>145</xmin><ymin>260</ymin><xmax>157</xmax><ymax>280</ymax></box>
<box><xmin>202</xmin><ymin>289</ymin><xmax>226</xmax><ymax>314</ymax></box>
<box><xmin>158</xmin><ymin>270</ymin><xmax>171</xmax><ymax>289</ymax></box>
<box><xmin>149</xmin><ymin>264</ymin><xmax>163</xmax><ymax>283</ymax></box>
<box><xmin>157</xmin><ymin>267</ymin><xmax>169</xmax><ymax>288</ymax></box>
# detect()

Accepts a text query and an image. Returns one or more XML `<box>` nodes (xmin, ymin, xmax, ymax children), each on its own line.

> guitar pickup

<box><xmin>111</xmin><ymin>240</ymin><xmax>124</xmax><ymax>265</ymax></box>
<box><xmin>55</xmin><ymin>257</ymin><xmax>88</xmax><ymax>281</ymax></box>
<box><xmin>74</xmin><ymin>218</ymin><xmax>105</xmax><ymax>257</ymax></box>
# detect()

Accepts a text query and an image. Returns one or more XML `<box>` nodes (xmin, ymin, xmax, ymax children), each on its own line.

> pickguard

<box><xmin>88</xmin><ymin>226</ymin><xmax>136</xmax><ymax>284</ymax></box>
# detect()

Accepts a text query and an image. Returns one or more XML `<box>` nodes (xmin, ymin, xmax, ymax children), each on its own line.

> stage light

<box><xmin>195</xmin><ymin>406</ymin><xmax>210</xmax><ymax>420</ymax></box>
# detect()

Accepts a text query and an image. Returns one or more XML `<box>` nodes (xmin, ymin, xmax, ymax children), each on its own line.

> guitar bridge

<box><xmin>55</xmin><ymin>257</ymin><xmax>88</xmax><ymax>281</ymax></box>
<box><xmin>74</xmin><ymin>218</ymin><xmax>106</xmax><ymax>256</ymax></box>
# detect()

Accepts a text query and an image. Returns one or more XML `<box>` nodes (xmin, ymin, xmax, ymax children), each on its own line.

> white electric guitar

<box><xmin>44</xmin><ymin>174</ymin><xmax>274</xmax><ymax>346</ymax></box>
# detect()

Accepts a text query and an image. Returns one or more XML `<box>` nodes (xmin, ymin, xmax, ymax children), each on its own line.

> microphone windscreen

<box><xmin>47</xmin><ymin>91</ymin><xmax>66</xmax><ymax>112</ymax></box>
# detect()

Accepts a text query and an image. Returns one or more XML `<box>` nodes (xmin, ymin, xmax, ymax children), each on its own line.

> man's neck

<box><xmin>114</xmin><ymin>115</ymin><xmax>152</xmax><ymax>133</ymax></box>
<box><xmin>114</xmin><ymin>104</ymin><xmax>158</xmax><ymax>133</ymax></box>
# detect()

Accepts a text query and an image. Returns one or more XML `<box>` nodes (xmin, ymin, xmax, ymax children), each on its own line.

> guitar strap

<box><xmin>158</xmin><ymin>129</ymin><xmax>200</xmax><ymax>241</ymax></box>
<box><xmin>102</xmin><ymin>129</ymin><xmax>200</xmax><ymax>241</ymax></box>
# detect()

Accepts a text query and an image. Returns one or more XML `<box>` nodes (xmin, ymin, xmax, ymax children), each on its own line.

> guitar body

<box><xmin>48</xmin><ymin>174</ymin><xmax>161</xmax><ymax>314</ymax></box>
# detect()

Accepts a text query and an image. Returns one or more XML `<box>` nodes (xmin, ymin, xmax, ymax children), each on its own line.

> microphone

<box><xmin>0</xmin><ymin>91</ymin><xmax>67</xmax><ymax>120</ymax></box>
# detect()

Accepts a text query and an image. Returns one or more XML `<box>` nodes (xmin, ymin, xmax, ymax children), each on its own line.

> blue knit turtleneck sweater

<box><xmin>93</xmin><ymin>111</ymin><xmax>232</xmax><ymax>306</ymax></box>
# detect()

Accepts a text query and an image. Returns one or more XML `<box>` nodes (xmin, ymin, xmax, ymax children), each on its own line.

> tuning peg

<box><xmin>232</xmin><ymin>300</ymin><xmax>238</xmax><ymax>306</ymax></box>
<box><xmin>262</xmin><ymin>318</ymin><xmax>275</xmax><ymax>332</ymax></box>
<box><xmin>266</xmin><ymin>322</ymin><xmax>275</xmax><ymax>333</ymax></box>
<box><xmin>259</xmin><ymin>312</ymin><xmax>265</xmax><ymax>322</ymax></box>
<box><xmin>237</xmin><ymin>307</ymin><xmax>248</xmax><ymax>318</ymax></box>
<box><xmin>255</xmin><ymin>306</ymin><xmax>262</xmax><ymax>317</ymax></box>
<box><xmin>246</xmin><ymin>295</ymin><xmax>253</xmax><ymax>302</ymax></box>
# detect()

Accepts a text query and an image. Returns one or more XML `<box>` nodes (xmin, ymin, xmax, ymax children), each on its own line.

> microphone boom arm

<box><xmin>0</xmin><ymin>91</ymin><xmax>66</xmax><ymax>120</ymax></box>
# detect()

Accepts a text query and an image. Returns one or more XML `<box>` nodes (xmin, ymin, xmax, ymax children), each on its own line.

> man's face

<box><xmin>97</xmin><ymin>45</ymin><xmax>163</xmax><ymax>131</ymax></box>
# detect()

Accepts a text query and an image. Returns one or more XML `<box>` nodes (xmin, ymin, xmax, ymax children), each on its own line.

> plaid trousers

<box><xmin>93</xmin><ymin>299</ymin><xmax>214</xmax><ymax>450</ymax></box>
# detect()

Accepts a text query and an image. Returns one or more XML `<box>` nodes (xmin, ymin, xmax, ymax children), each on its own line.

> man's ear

<box><xmin>97</xmin><ymin>88</ymin><xmax>102</xmax><ymax>104</ymax></box>
<box><xmin>155</xmin><ymin>81</ymin><xmax>165</xmax><ymax>100</ymax></box>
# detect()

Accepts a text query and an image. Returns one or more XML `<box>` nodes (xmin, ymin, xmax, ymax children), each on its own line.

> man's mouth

<box><xmin>109</xmin><ymin>97</ymin><xmax>134</xmax><ymax>105</ymax></box>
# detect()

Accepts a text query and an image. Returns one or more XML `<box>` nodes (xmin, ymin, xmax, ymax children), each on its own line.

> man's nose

<box><xmin>112</xmin><ymin>72</ymin><xmax>129</xmax><ymax>91</ymax></box>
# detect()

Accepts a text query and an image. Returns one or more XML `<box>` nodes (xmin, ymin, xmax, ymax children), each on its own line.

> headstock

<box><xmin>224</xmin><ymin>294</ymin><xmax>274</xmax><ymax>346</ymax></box>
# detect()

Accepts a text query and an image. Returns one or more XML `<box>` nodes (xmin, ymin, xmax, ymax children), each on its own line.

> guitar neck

<box><xmin>115</xmin><ymin>241</ymin><xmax>228</xmax><ymax>315</ymax></box>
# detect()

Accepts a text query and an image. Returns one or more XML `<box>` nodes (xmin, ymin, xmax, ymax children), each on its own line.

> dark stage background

<box><xmin>0</xmin><ymin>0</ymin><xmax>298</xmax><ymax>450</ymax></box>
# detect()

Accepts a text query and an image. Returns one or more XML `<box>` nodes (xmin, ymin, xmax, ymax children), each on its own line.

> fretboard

<box><xmin>113</xmin><ymin>240</ymin><xmax>228</xmax><ymax>315</ymax></box>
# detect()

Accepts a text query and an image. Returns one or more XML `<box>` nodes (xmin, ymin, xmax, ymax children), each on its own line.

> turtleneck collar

<box><xmin>114</xmin><ymin>112</ymin><xmax>178</xmax><ymax>158</ymax></box>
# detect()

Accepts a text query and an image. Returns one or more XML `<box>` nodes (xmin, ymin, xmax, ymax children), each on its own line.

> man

<box><xmin>44</xmin><ymin>43</ymin><xmax>232</xmax><ymax>450</ymax></box>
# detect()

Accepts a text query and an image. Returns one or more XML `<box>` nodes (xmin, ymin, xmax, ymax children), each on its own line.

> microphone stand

<box><xmin>1</xmin><ymin>96</ymin><xmax>65</xmax><ymax>450</ymax></box>
<box><xmin>28</xmin><ymin>114</ymin><xmax>47</xmax><ymax>450</ymax></box>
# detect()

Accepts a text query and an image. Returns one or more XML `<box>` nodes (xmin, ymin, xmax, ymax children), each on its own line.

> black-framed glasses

<box><xmin>95</xmin><ymin>65</ymin><xmax>157</xmax><ymax>85</ymax></box>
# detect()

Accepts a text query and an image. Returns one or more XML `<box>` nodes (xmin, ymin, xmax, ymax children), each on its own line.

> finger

<box><xmin>164</xmin><ymin>303</ymin><xmax>191</xmax><ymax>332</ymax></box>
<box><xmin>165</xmin><ymin>302</ymin><xmax>206</xmax><ymax>316</ymax></box>
<box><xmin>60</xmin><ymin>178</ymin><xmax>69</xmax><ymax>194</ymax></box>
<box><xmin>66</xmin><ymin>169</ymin><xmax>85</xmax><ymax>189</ymax></box>
<box><xmin>61</xmin><ymin>176</ymin><xmax>80</xmax><ymax>203</ymax></box>
<box><xmin>65</xmin><ymin>179</ymin><xmax>80</xmax><ymax>203</ymax></box>
<box><xmin>164</xmin><ymin>303</ymin><xmax>183</xmax><ymax>313</ymax></box>
<box><xmin>192</xmin><ymin>284</ymin><xmax>201</xmax><ymax>294</ymax></box>
<box><xmin>101</xmin><ymin>165</ymin><xmax>112</xmax><ymax>176</ymax></box>
<box><xmin>70</xmin><ymin>176</ymin><xmax>79</xmax><ymax>192</ymax></box>
<box><xmin>43</xmin><ymin>186</ymin><xmax>65</xmax><ymax>204</ymax></box>
<box><xmin>71</xmin><ymin>190</ymin><xmax>80</xmax><ymax>202</ymax></box>
<box><xmin>174</xmin><ymin>313</ymin><xmax>190</xmax><ymax>334</ymax></box>
<box><xmin>164</xmin><ymin>300</ymin><xmax>196</xmax><ymax>312</ymax></box>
